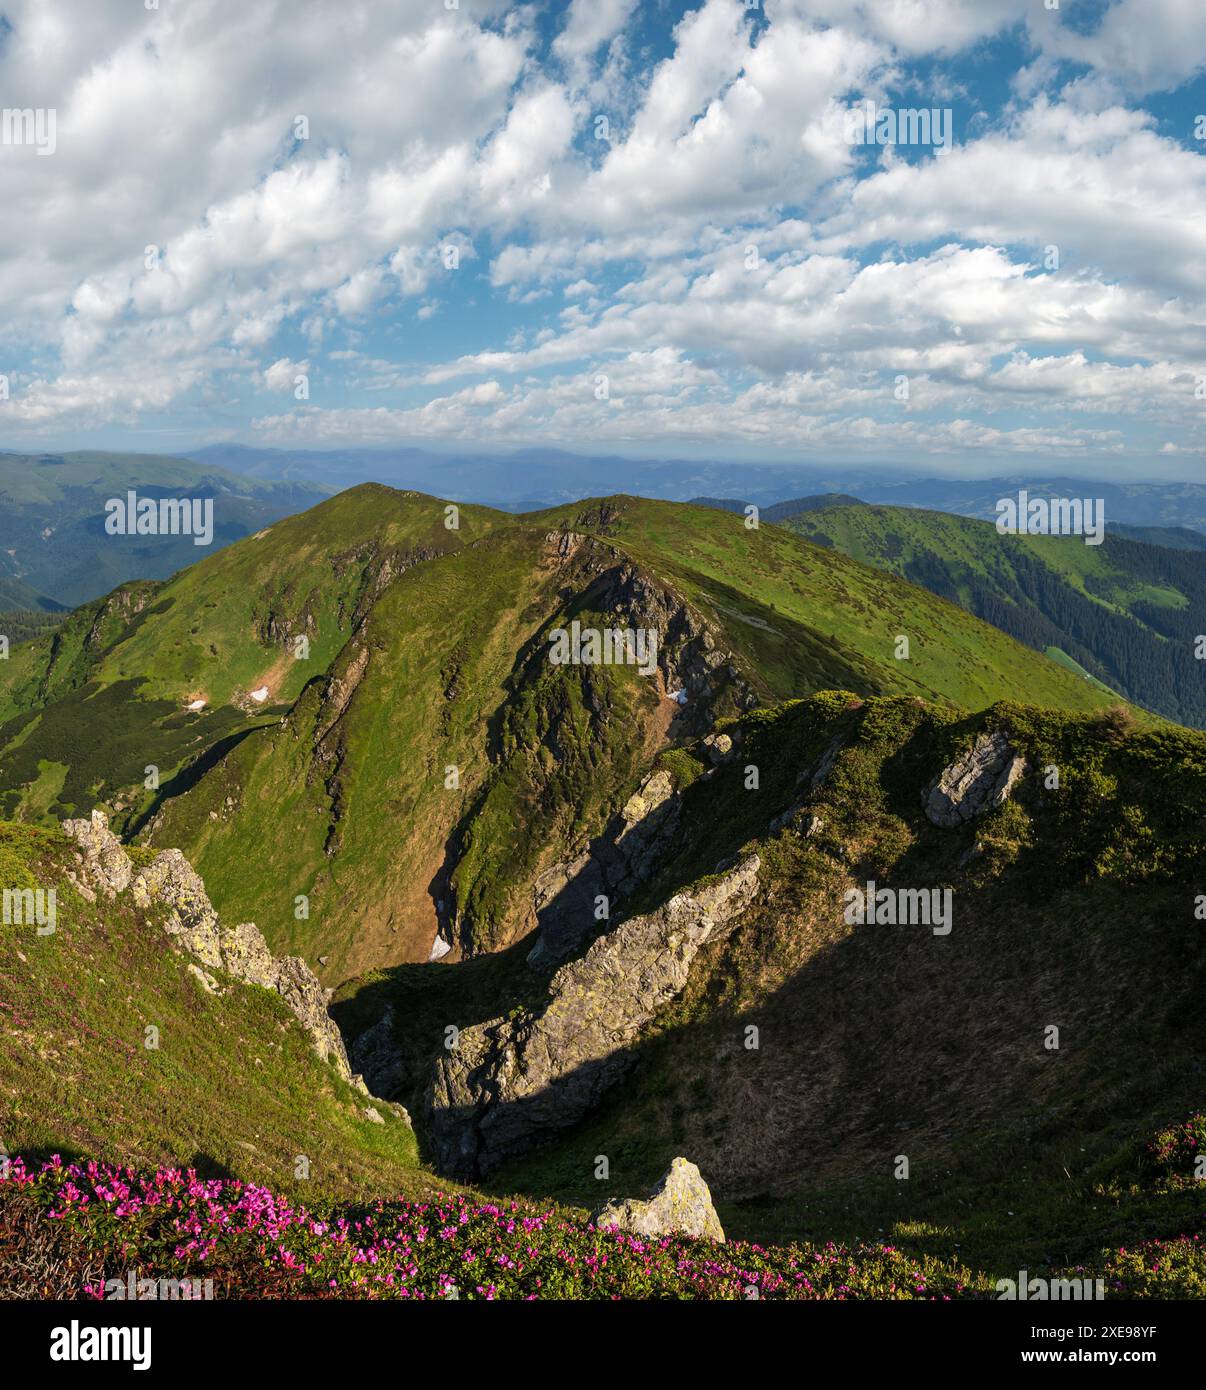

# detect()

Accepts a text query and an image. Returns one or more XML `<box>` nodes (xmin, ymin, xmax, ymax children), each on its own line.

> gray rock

<box><xmin>133</xmin><ymin>848</ymin><xmax>224</xmax><ymax>968</ymax></box>
<box><xmin>530</xmin><ymin>765</ymin><xmax>684</xmax><ymax>966</ymax></box>
<box><xmin>429</xmin><ymin>855</ymin><xmax>760</xmax><ymax>1177</ymax></box>
<box><xmin>923</xmin><ymin>732</ymin><xmax>1027</xmax><ymax>828</ymax></box>
<box><xmin>62</xmin><ymin>810</ymin><xmax>133</xmax><ymax>897</ymax></box>
<box><xmin>593</xmin><ymin>1157</ymin><xmax>725</xmax><ymax>1243</ymax></box>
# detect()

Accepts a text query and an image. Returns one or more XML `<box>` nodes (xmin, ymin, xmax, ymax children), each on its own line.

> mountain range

<box><xmin>1</xmin><ymin>481</ymin><xmax>1202</xmax><ymax>1302</ymax></box>
<box><xmin>186</xmin><ymin>443</ymin><xmax>1206</xmax><ymax>531</ymax></box>
<box><xmin>740</xmin><ymin>500</ymin><xmax>1206</xmax><ymax>729</ymax></box>
<box><xmin>0</xmin><ymin>451</ymin><xmax>329</xmax><ymax>608</ymax></box>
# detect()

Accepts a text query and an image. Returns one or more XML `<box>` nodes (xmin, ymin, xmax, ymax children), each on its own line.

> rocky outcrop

<box><xmin>61</xmin><ymin>811</ymin><xmax>133</xmax><ymax>897</ymax></box>
<box><xmin>593</xmin><ymin>1157</ymin><xmax>725</xmax><ymax>1243</ymax></box>
<box><xmin>701</xmin><ymin>732</ymin><xmax>735</xmax><ymax>764</ymax></box>
<box><xmin>543</xmin><ymin>533</ymin><xmax>759</xmax><ymax>732</ymax></box>
<box><xmin>428</xmin><ymin>855</ymin><xmax>760</xmax><ymax>1178</ymax></box>
<box><xmin>82</xmin><ymin>583</ymin><xmax>158</xmax><ymax>655</ymax></box>
<box><xmin>62</xmin><ymin>811</ymin><xmax>356</xmax><ymax>1084</ymax></box>
<box><xmin>923</xmin><ymin>732</ymin><xmax>1027</xmax><ymax>828</ymax></box>
<box><xmin>529</xmin><ymin>765</ymin><xmax>685</xmax><ymax>966</ymax></box>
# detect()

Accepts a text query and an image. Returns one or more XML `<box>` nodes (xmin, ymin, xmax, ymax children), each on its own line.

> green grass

<box><xmin>0</xmin><ymin>821</ymin><xmax>424</xmax><ymax>1202</ymax></box>
<box><xmin>455</xmin><ymin>694</ymin><xmax>1206</xmax><ymax>1282</ymax></box>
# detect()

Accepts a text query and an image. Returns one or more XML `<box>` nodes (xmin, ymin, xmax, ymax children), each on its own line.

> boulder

<box><xmin>701</xmin><ymin>731</ymin><xmax>735</xmax><ymax>764</ymax></box>
<box><xmin>593</xmin><ymin>1157</ymin><xmax>725</xmax><ymax>1243</ymax></box>
<box><xmin>62</xmin><ymin>810</ymin><xmax>133</xmax><ymax>897</ymax></box>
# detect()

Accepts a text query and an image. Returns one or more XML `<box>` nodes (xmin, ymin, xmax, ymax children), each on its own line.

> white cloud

<box><xmin>1</xmin><ymin>0</ymin><xmax>1204</xmax><ymax>466</ymax></box>
<box><xmin>264</xmin><ymin>357</ymin><xmax>308</xmax><ymax>393</ymax></box>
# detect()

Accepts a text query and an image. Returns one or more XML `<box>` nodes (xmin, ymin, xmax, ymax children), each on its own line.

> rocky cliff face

<box><xmin>540</xmin><ymin>532</ymin><xmax>757</xmax><ymax>729</ymax></box>
<box><xmin>528</xmin><ymin>765</ymin><xmax>685</xmax><ymax>966</ymax></box>
<box><xmin>62</xmin><ymin>810</ymin><xmax>356</xmax><ymax>1084</ymax></box>
<box><xmin>427</xmin><ymin>854</ymin><xmax>761</xmax><ymax>1178</ymax></box>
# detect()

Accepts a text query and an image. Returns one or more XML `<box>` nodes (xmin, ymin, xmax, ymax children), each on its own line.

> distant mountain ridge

<box><xmin>688</xmin><ymin>493</ymin><xmax>864</xmax><ymax>521</ymax></box>
<box><xmin>0</xmin><ymin>450</ymin><xmax>330</xmax><ymax>607</ymax></box>
<box><xmin>187</xmin><ymin>443</ymin><xmax>1206</xmax><ymax>531</ymax></box>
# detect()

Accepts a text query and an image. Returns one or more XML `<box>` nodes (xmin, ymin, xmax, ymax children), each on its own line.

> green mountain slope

<box><xmin>338</xmin><ymin>692</ymin><xmax>1205</xmax><ymax>1282</ymax></box>
<box><xmin>0</xmin><ymin>450</ymin><xmax>329</xmax><ymax>607</ymax></box>
<box><xmin>777</xmin><ymin>504</ymin><xmax>1206</xmax><ymax>727</ymax></box>
<box><xmin>0</xmin><ymin>487</ymin><xmax>504</xmax><ymax>832</ymax></box>
<box><xmin>0</xmin><ymin>576</ymin><xmax>64</xmax><ymax>613</ymax></box>
<box><xmin>1109</xmin><ymin>523</ymin><xmax>1206</xmax><ymax>552</ymax></box>
<box><xmin>0</xmin><ymin>489</ymin><xmax>1129</xmax><ymax>984</ymax></box>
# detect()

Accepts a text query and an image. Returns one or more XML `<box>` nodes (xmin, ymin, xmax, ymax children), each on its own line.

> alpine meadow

<box><xmin>0</xmin><ymin>0</ymin><xmax>1204</xmax><ymax>1372</ymax></box>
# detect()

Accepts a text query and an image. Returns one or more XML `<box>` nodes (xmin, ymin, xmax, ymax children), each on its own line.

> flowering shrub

<box><xmin>1105</xmin><ymin>1236</ymin><xmax>1206</xmax><ymax>1300</ymax></box>
<box><xmin>1</xmin><ymin>1156</ymin><xmax>982</xmax><ymax>1300</ymax></box>
<box><xmin>1143</xmin><ymin>1114</ymin><xmax>1206</xmax><ymax>1186</ymax></box>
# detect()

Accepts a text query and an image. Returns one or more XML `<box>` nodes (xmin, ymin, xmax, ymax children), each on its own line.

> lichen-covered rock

<box><xmin>923</xmin><ymin>732</ymin><xmax>1027</xmax><ymax>827</ymax></box>
<box><xmin>62</xmin><ymin>810</ymin><xmax>133</xmax><ymax>897</ymax></box>
<box><xmin>133</xmin><ymin>848</ymin><xmax>224</xmax><ymax>969</ymax></box>
<box><xmin>593</xmin><ymin>1157</ymin><xmax>725</xmax><ymax>1243</ymax></box>
<box><xmin>429</xmin><ymin>855</ymin><xmax>760</xmax><ymax>1177</ymax></box>
<box><xmin>701</xmin><ymin>731</ymin><xmax>735</xmax><ymax>764</ymax></box>
<box><xmin>255</xmin><ymin>951</ymin><xmax>352</xmax><ymax>1080</ymax></box>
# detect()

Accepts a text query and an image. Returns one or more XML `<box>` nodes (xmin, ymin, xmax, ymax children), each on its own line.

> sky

<box><xmin>1</xmin><ymin>0</ymin><xmax>1206</xmax><ymax>479</ymax></box>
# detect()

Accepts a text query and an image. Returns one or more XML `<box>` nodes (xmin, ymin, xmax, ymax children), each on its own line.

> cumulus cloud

<box><xmin>264</xmin><ymin>358</ymin><xmax>308</xmax><ymax>393</ymax></box>
<box><xmin>0</xmin><ymin>0</ymin><xmax>1203</xmax><ymax>467</ymax></box>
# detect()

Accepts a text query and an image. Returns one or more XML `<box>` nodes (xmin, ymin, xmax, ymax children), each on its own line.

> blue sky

<box><xmin>1</xmin><ymin>0</ymin><xmax>1206</xmax><ymax>480</ymax></box>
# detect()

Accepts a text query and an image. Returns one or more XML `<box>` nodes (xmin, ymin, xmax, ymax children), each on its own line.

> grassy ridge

<box><xmin>539</xmin><ymin>497</ymin><xmax>1129</xmax><ymax>715</ymax></box>
<box><xmin>779</xmin><ymin>503</ymin><xmax>1206</xmax><ymax>726</ymax></box>
<box><xmin>0</xmin><ymin>489</ymin><xmax>1130</xmax><ymax>984</ymax></box>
